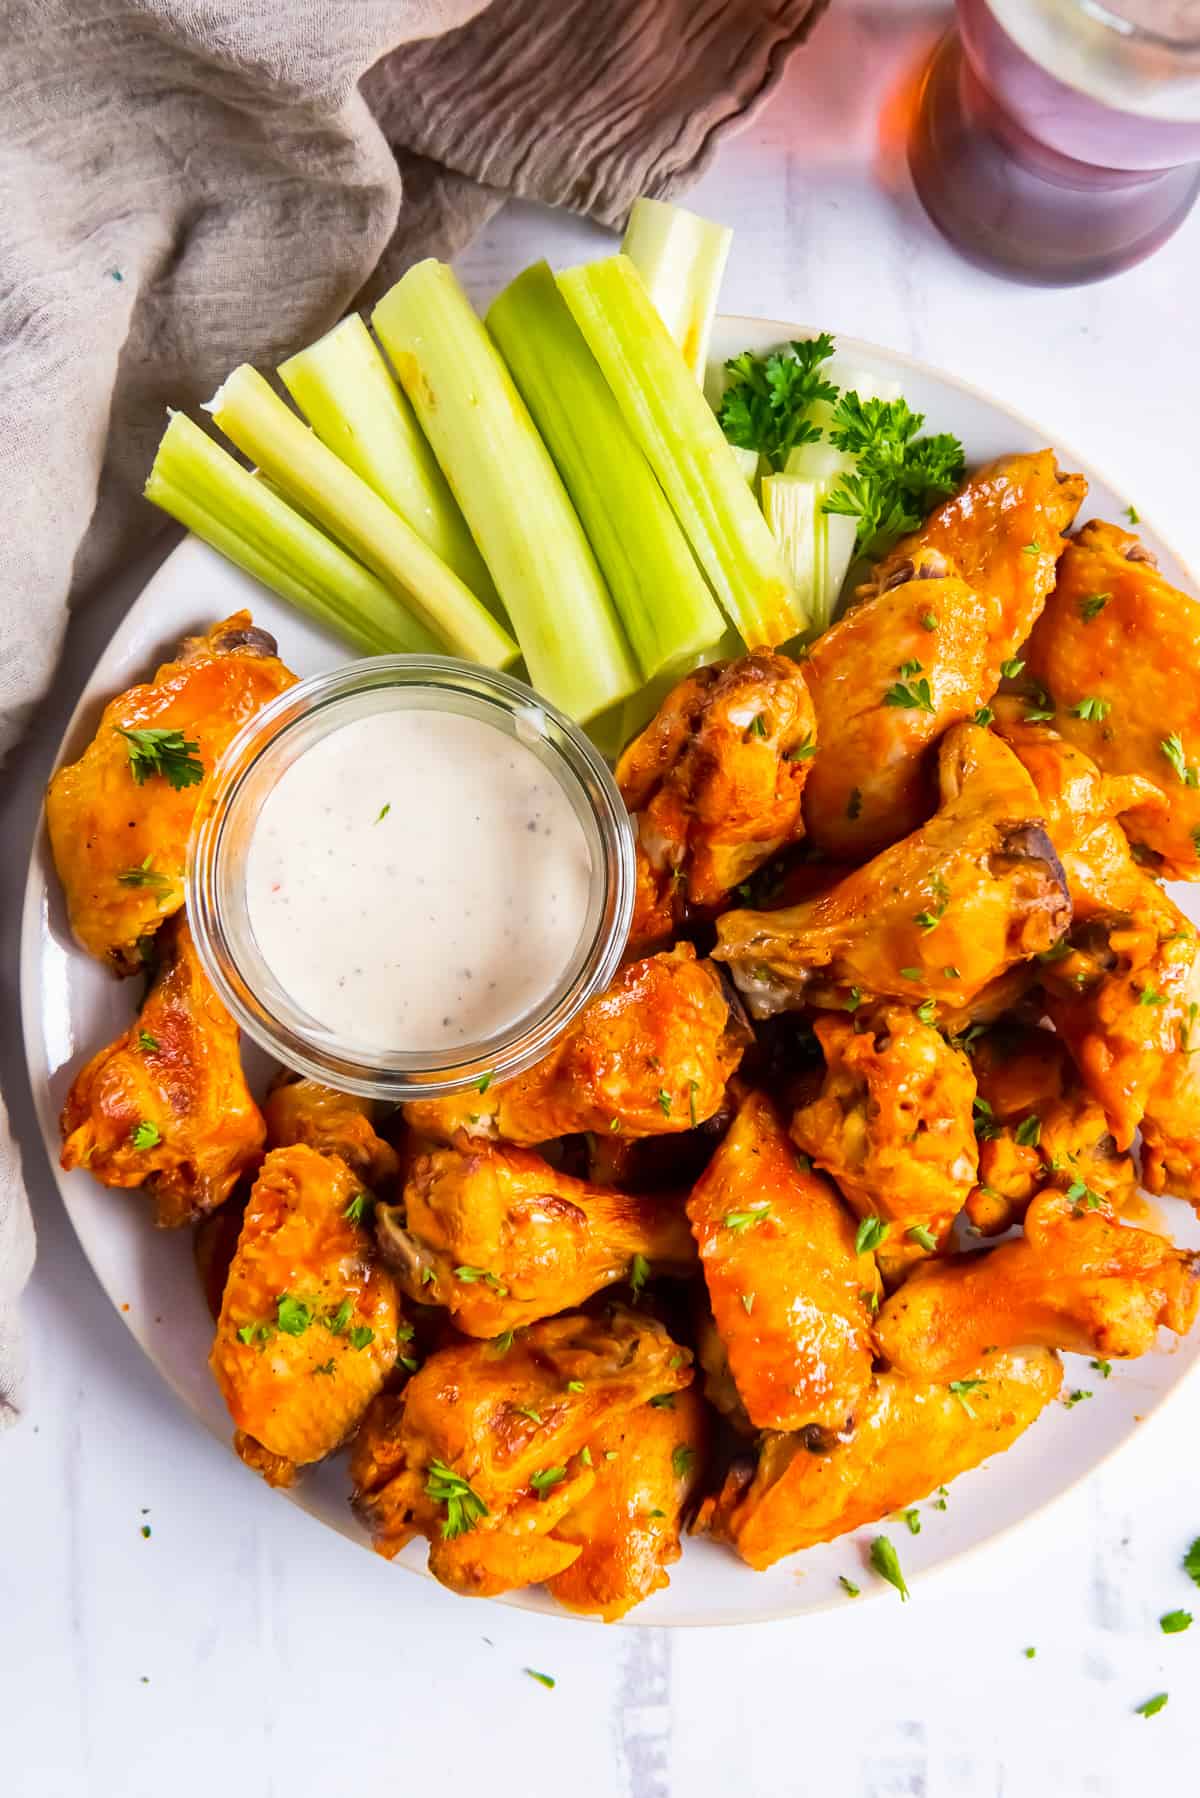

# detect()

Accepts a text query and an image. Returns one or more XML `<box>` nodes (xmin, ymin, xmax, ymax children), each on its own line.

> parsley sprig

<box><xmin>823</xmin><ymin>394</ymin><xmax>965</xmax><ymax>559</ymax></box>
<box><xmin>425</xmin><ymin>1459</ymin><xmax>488</xmax><ymax>1539</ymax></box>
<box><xmin>115</xmin><ymin>726</ymin><xmax>204</xmax><ymax>790</ymax></box>
<box><xmin>717</xmin><ymin>333</ymin><xmax>838</xmax><ymax>471</ymax></box>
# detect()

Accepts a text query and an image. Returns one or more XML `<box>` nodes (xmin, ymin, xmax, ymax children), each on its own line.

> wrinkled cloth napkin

<box><xmin>0</xmin><ymin>0</ymin><xmax>828</xmax><ymax>1420</ymax></box>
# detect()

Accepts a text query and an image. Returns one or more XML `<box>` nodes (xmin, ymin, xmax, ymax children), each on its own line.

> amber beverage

<box><xmin>909</xmin><ymin>0</ymin><xmax>1200</xmax><ymax>284</ymax></box>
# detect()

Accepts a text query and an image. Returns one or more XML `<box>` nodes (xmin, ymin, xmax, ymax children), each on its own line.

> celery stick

<box><xmin>557</xmin><ymin>256</ymin><xmax>805</xmax><ymax>648</ymax></box>
<box><xmin>729</xmin><ymin>445</ymin><xmax>760</xmax><ymax>486</ymax></box>
<box><xmin>277</xmin><ymin>317</ymin><xmax>503</xmax><ymax>619</ymax></box>
<box><xmin>373</xmin><ymin>260</ymin><xmax>639</xmax><ymax>723</ymax></box>
<box><xmin>761</xmin><ymin>476</ymin><xmax>820</xmax><ymax>630</ymax></box>
<box><xmin>620</xmin><ymin>198</ymin><xmax>731</xmax><ymax>383</ymax></box>
<box><xmin>207</xmin><ymin>365</ymin><xmax>516</xmax><ymax>669</ymax></box>
<box><xmin>145</xmin><ymin>413</ymin><xmax>442</xmax><ymax>655</ymax></box>
<box><xmin>486</xmin><ymin>262</ymin><xmax>724</xmax><ymax>683</ymax></box>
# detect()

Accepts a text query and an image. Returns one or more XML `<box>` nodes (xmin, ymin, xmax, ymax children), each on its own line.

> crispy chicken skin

<box><xmin>46</xmin><ymin>613</ymin><xmax>295</xmax><ymax>973</ymax></box>
<box><xmin>350</xmin><ymin>1309</ymin><xmax>692</xmax><ymax>1598</ymax></box>
<box><xmin>876</xmin><ymin>1187</ymin><xmax>1200</xmax><ymax>1380</ymax></box>
<box><xmin>1024</xmin><ymin>520</ymin><xmax>1200</xmax><ymax>877</ymax></box>
<box><xmin>374</xmin><ymin>1140</ymin><xmax>695</xmax><ymax>1336</ymax></box>
<box><xmin>687</xmin><ymin>1090</ymin><xmax>875</xmax><ymax>1432</ymax></box>
<box><xmin>868</xmin><ymin>451</ymin><xmax>1086</xmax><ymax>668</ymax></box>
<box><xmin>617</xmin><ymin>653</ymin><xmax>817</xmax><ymax>953</ymax></box>
<box><xmin>803</xmin><ymin>557</ymin><xmax>992</xmax><ymax>860</ymax></box>
<box><xmin>964</xmin><ymin>1025</ymin><xmax>1135</xmax><ymax>1237</ymax></box>
<box><xmin>404</xmin><ymin>945</ymin><xmax>747</xmax><ymax>1145</ymax></box>
<box><xmin>1142</xmin><ymin>1051</ymin><xmax>1200</xmax><ymax>1212</ymax></box>
<box><xmin>59</xmin><ymin>915</ymin><xmax>265</xmax><ymax>1227</ymax></box>
<box><xmin>210</xmin><ymin>1144</ymin><xmax>400</xmax><ymax>1485</ymax></box>
<box><xmin>714</xmin><ymin>725</ymin><xmax>1071</xmax><ymax>1016</ymax></box>
<box><xmin>546</xmin><ymin>1389</ymin><xmax>708</xmax><ymax>1620</ymax></box>
<box><xmin>699</xmin><ymin>1349</ymin><xmax>1061</xmax><ymax>1569</ymax></box>
<box><xmin>791</xmin><ymin>1007</ymin><xmax>977</xmax><ymax>1253</ymax></box>
<box><xmin>263</xmin><ymin>1075</ymin><xmax>399</xmax><ymax>1190</ymax></box>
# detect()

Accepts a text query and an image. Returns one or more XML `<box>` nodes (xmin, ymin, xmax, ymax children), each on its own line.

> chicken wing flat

<box><xmin>802</xmin><ymin>555</ymin><xmax>992</xmax><ymax>860</ymax></box>
<box><xmin>46</xmin><ymin>613</ymin><xmax>295</xmax><ymax>973</ymax></box>
<box><xmin>868</xmin><ymin>450</ymin><xmax>1086</xmax><ymax>668</ymax></box>
<box><xmin>876</xmin><ymin>1188</ymin><xmax>1199</xmax><ymax>1380</ymax></box>
<box><xmin>1023</xmin><ymin>520</ymin><xmax>1200</xmax><ymax>878</ymax></box>
<box><xmin>60</xmin><ymin>914</ymin><xmax>265</xmax><ymax>1227</ymax></box>
<box><xmin>1142</xmin><ymin>1048</ymin><xmax>1200</xmax><ymax>1212</ymax></box>
<box><xmin>404</xmin><ymin>944</ymin><xmax>747</xmax><ymax>1144</ymax></box>
<box><xmin>373</xmin><ymin>1140</ymin><xmax>695</xmax><ymax>1335</ymax></box>
<box><xmin>263</xmin><ymin>1075</ymin><xmax>399</xmax><ymax>1190</ymax></box>
<box><xmin>714</xmin><ymin>724</ymin><xmax>1071</xmax><ymax>1016</ymax></box>
<box><xmin>791</xmin><ymin>1006</ymin><xmax>977</xmax><ymax>1255</ymax></box>
<box><xmin>349</xmin><ymin>1308</ymin><xmax>692</xmax><ymax>1598</ymax></box>
<box><xmin>698</xmin><ymin>1348</ymin><xmax>1061</xmax><ymax>1570</ymax></box>
<box><xmin>616</xmin><ymin>653</ymin><xmax>817</xmax><ymax>953</ymax></box>
<box><xmin>687</xmin><ymin>1089</ymin><xmax>874</xmax><ymax>1432</ymax></box>
<box><xmin>546</xmin><ymin>1388</ymin><xmax>708</xmax><ymax>1620</ymax></box>
<box><xmin>210</xmin><ymin>1144</ymin><xmax>400</xmax><ymax>1485</ymax></box>
<box><xmin>964</xmin><ymin>1024</ymin><xmax>1136</xmax><ymax>1237</ymax></box>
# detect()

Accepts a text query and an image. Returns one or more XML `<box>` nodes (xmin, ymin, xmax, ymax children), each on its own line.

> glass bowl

<box><xmin>187</xmin><ymin>656</ymin><xmax>635</xmax><ymax>1099</ymax></box>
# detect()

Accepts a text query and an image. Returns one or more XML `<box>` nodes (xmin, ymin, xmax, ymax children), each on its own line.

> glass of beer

<box><xmin>909</xmin><ymin>1</ymin><xmax>1200</xmax><ymax>283</ymax></box>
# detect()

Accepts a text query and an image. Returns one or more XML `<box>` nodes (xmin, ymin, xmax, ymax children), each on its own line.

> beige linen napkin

<box><xmin>0</xmin><ymin>0</ymin><xmax>828</xmax><ymax>1420</ymax></box>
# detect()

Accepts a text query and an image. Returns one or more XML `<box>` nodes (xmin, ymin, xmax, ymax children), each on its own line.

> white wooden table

<box><xmin>3</xmin><ymin>5</ymin><xmax>1199</xmax><ymax>1792</ymax></box>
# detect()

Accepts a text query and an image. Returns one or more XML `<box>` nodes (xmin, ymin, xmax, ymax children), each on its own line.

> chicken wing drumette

<box><xmin>616</xmin><ymin>652</ymin><xmax>817</xmax><ymax>953</ymax></box>
<box><xmin>1023</xmin><ymin>519</ymin><xmax>1200</xmax><ymax>878</ymax></box>
<box><xmin>263</xmin><ymin>1075</ymin><xmax>399</xmax><ymax>1189</ymax></box>
<box><xmin>210</xmin><ymin>1143</ymin><xmax>400</xmax><ymax>1487</ymax></box>
<box><xmin>875</xmin><ymin>1187</ymin><xmax>1199</xmax><ymax>1380</ymax></box>
<box><xmin>404</xmin><ymin>944</ymin><xmax>747</xmax><ymax>1144</ymax></box>
<box><xmin>46</xmin><ymin>613</ymin><xmax>295</xmax><ymax>973</ymax></box>
<box><xmin>790</xmin><ymin>1006</ymin><xmax>977</xmax><ymax>1259</ymax></box>
<box><xmin>374</xmin><ymin>1140</ymin><xmax>695</xmax><ymax>1336</ymax></box>
<box><xmin>60</xmin><ymin>914</ymin><xmax>265</xmax><ymax>1227</ymax></box>
<box><xmin>802</xmin><ymin>452</ymin><xmax>1085</xmax><ymax>861</ymax></box>
<box><xmin>687</xmin><ymin>1089</ymin><xmax>875</xmax><ymax>1433</ymax></box>
<box><xmin>714</xmin><ymin>724</ymin><xmax>1071</xmax><ymax>1017</ymax></box>
<box><xmin>350</xmin><ymin>1309</ymin><xmax>692</xmax><ymax>1598</ymax></box>
<box><xmin>547</xmin><ymin>1388</ymin><xmax>708</xmax><ymax>1620</ymax></box>
<box><xmin>699</xmin><ymin>1349</ymin><xmax>1061</xmax><ymax>1570</ymax></box>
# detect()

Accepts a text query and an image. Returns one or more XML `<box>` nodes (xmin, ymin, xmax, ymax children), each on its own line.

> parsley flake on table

<box><xmin>1024</xmin><ymin>1647</ymin><xmax>1036</xmax><ymax>1660</ymax></box>
<box><xmin>869</xmin><ymin>1533</ymin><xmax>910</xmax><ymax>1601</ymax></box>
<box><xmin>115</xmin><ymin>726</ymin><xmax>204</xmax><ymax>789</ymax></box>
<box><xmin>1090</xmin><ymin>1358</ymin><xmax>1113</xmax><ymax>1379</ymax></box>
<box><xmin>839</xmin><ymin>1576</ymin><xmax>860</xmax><ymax>1597</ymax></box>
<box><xmin>1135</xmin><ymin>1693</ymin><xmax>1167</xmax><ymax>1718</ymax></box>
<box><xmin>822</xmin><ymin>392</ymin><xmax>965</xmax><ymax>559</ymax></box>
<box><xmin>855</xmin><ymin>1216</ymin><xmax>888</xmax><ymax>1255</ymax></box>
<box><xmin>130</xmin><ymin>1120</ymin><xmax>160</xmax><ymax>1151</ymax></box>
<box><xmin>717</xmin><ymin>332</ymin><xmax>838</xmax><ymax>471</ymax></box>
<box><xmin>425</xmin><ymin>1459</ymin><xmax>488</xmax><ymax>1539</ymax></box>
<box><xmin>524</xmin><ymin>1668</ymin><xmax>556</xmax><ymax>1690</ymax></box>
<box><xmin>1125</xmin><ymin>504</ymin><xmax>1141</xmax><ymax>525</ymax></box>
<box><xmin>1160</xmin><ymin>1610</ymin><xmax>1192</xmax><ymax>1634</ymax></box>
<box><xmin>901</xmin><ymin>1507</ymin><xmax>921</xmax><ymax>1536</ymax></box>
<box><xmin>140</xmin><ymin>1524</ymin><xmax>151</xmax><ymax>1539</ymax></box>
<box><xmin>1183</xmin><ymin>1536</ymin><xmax>1200</xmax><ymax>1586</ymax></box>
<box><xmin>1063</xmin><ymin>1388</ymin><xmax>1092</xmax><ymax>1408</ymax></box>
<box><xmin>375</xmin><ymin>803</ymin><xmax>391</xmax><ymax>823</ymax></box>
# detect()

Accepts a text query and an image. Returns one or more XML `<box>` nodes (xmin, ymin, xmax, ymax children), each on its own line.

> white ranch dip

<box><xmin>245</xmin><ymin>708</ymin><xmax>592</xmax><ymax>1053</ymax></box>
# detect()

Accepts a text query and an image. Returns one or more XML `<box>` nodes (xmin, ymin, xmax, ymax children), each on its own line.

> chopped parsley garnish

<box><xmin>1136</xmin><ymin>984</ymin><xmax>1167</xmax><ymax>1007</ymax></box>
<box><xmin>822</xmin><ymin>392</ymin><xmax>965</xmax><ymax>558</ymax></box>
<box><xmin>1024</xmin><ymin>1646</ymin><xmax>1036</xmax><ymax>1660</ymax></box>
<box><xmin>747</xmin><ymin>712</ymin><xmax>767</xmax><ymax>740</ymax></box>
<box><xmin>1071</xmin><ymin>696</ymin><xmax>1110</xmax><ymax>723</ymax></box>
<box><xmin>1066</xmin><ymin>1179</ymin><xmax>1104</xmax><ymax>1213</ymax></box>
<box><xmin>115</xmin><ymin>726</ymin><xmax>204</xmax><ymax>789</ymax></box>
<box><xmin>1160</xmin><ymin>1610</ymin><xmax>1192</xmax><ymax>1634</ymax></box>
<box><xmin>785</xmin><ymin>736</ymin><xmax>817</xmax><ymax>762</ymax></box>
<box><xmin>137</xmin><ymin>1030</ymin><xmax>159</xmax><ymax>1053</ymax></box>
<box><xmin>839</xmin><ymin>1575</ymin><xmax>861</xmax><ymax>1597</ymax></box>
<box><xmin>672</xmin><ymin>1445</ymin><xmax>696</xmax><ymax>1479</ymax></box>
<box><xmin>898</xmin><ymin>659</ymin><xmax>923</xmax><ymax>678</ymax></box>
<box><xmin>1160</xmin><ymin>734</ymin><xmax>1200</xmax><ymax>787</ymax></box>
<box><xmin>1183</xmin><ymin>1536</ymin><xmax>1200</xmax><ymax>1586</ymax></box>
<box><xmin>948</xmin><ymin>1378</ymin><xmax>986</xmax><ymax>1418</ymax></box>
<box><xmin>900</xmin><ymin>967</ymin><xmax>923</xmax><ymax>982</ymax></box>
<box><xmin>869</xmin><ymin>1533</ymin><xmax>910</xmax><ymax>1601</ymax></box>
<box><xmin>236</xmin><ymin>1322</ymin><xmax>274</xmax><ymax>1347</ymax></box>
<box><xmin>1090</xmin><ymin>1358</ymin><xmax>1112</xmax><ymax>1379</ymax></box>
<box><xmin>914</xmin><ymin>878</ymin><xmax>949</xmax><ymax>932</ymax></box>
<box><xmin>492</xmin><ymin>1330</ymin><xmax>514</xmax><ymax>1356</ymax></box>
<box><xmin>855</xmin><ymin>1216</ymin><xmax>888</xmax><ymax>1255</ymax></box>
<box><xmin>723</xmin><ymin>1204</ymin><xmax>771</xmax><ymax>1233</ymax></box>
<box><xmin>477</xmin><ymin>1071</ymin><xmax>492</xmax><ymax>1094</ymax></box>
<box><xmin>916</xmin><ymin>999</ymin><xmax>937</xmax><ymax>1026</ymax></box>
<box><xmin>1014</xmin><ymin>1115</ymin><xmax>1042</xmax><ymax>1148</ymax></box>
<box><xmin>276</xmin><ymin>1294</ymin><xmax>313</xmax><ymax>1336</ymax></box>
<box><xmin>514</xmin><ymin>1404</ymin><xmax>544</xmax><ymax>1425</ymax></box>
<box><xmin>1135</xmin><ymin>1693</ymin><xmax>1167</xmax><ymax>1718</ymax></box>
<box><xmin>524</xmin><ymin>1669</ymin><xmax>556</xmax><ymax>1690</ymax></box>
<box><xmin>375</xmin><ymin>803</ymin><xmax>391</xmax><ymax>823</ymax></box>
<box><xmin>688</xmin><ymin>1078</ymin><xmax>701</xmax><ymax>1127</ymax></box>
<box><xmin>324</xmin><ymin>1298</ymin><xmax>352</xmax><ymax>1336</ymax></box>
<box><xmin>933</xmin><ymin>1486</ymin><xmax>949</xmax><ymax>1511</ymax></box>
<box><xmin>906</xmin><ymin>1224</ymin><xmax>937</xmax><ymax>1252</ymax></box>
<box><xmin>116</xmin><ymin>856</ymin><xmax>173</xmax><ymax>890</ymax></box>
<box><xmin>943</xmin><ymin>965</ymin><xmax>961</xmax><ymax>980</ymax></box>
<box><xmin>1125</xmin><ymin>504</ymin><xmax>1141</xmax><ymax>525</ymax></box>
<box><xmin>649</xmin><ymin>1394</ymin><xmax>676</xmax><ymax>1410</ymax></box>
<box><xmin>1023</xmin><ymin>683</ymin><xmax>1055</xmax><ymax>723</ymax></box>
<box><xmin>1080</xmin><ymin>593</ymin><xmax>1111</xmax><ymax>621</ymax></box>
<box><xmin>628</xmin><ymin>1253</ymin><xmax>650</xmax><ymax>1301</ymax></box>
<box><xmin>141</xmin><ymin>1524</ymin><xmax>151</xmax><ymax>1539</ymax></box>
<box><xmin>130</xmin><ymin>1120</ymin><xmax>160</xmax><ymax>1151</ymax></box>
<box><xmin>974</xmin><ymin>706</ymin><xmax>994</xmax><ymax>727</ymax></box>
<box><xmin>717</xmin><ymin>333</ymin><xmax>838</xmax><ymax>471</ymax></box>
<box><xmin>741</xmin><ymin>1291</ymin><xmax>755</xmax><ymax>1316</ymax></box>
<box><xmin>845</xmin><ymin>986</ymin><xmax>863</xmax><ymax>1012</ymax></box>
<box><xmin>901</xmin><ymin>1507</ymin><xmax>921</xmax><ymax>1536</ymax></box>
<box><xmin>579</xmin><ymin>1446</ymin><xmax>592</xmax><ymax>1467</ymax></box>
<box><xmin>1000</xmin><ymin>657</ymin><xmax>1025</xmax><ymax>680</ymax></box>
<box><xmin>566</xmin><ymin>1380</ymin><xmax>584</xmax><ymax>1394</ymax></box>
<box><xmin>529</xmin><ymin>1466</ymin><xmax>567</xmax><ymax>1497</ymax></box>
<box><xmin>425</xmin><ymin>1459</ymin><xmax>488</xmax><ymax>1539</ymax></box>
<box><xmin>1022</xmin><ymin>540</ymin><xmax>1041</xmax><ymax>557</ymax></box>
<box><xmin>312</xmin><ymin>1358</ymin><xmax>336</xmax><ymax>1377</ymax></box>
<box><xmin>455</xmin><ymin>1265</ymin><xmax>508</xmax><ymax>1294</ymax></box>
<box><xmin>884</xmin><ymin>676</ymin><xmax>935</xmax><ymax>713</ymax></box>
<box><xmin>343</xmin><ymin>1193</ymin><xmax>370</xmax><ymax>1224</ymax></box>
<box><xmin>656</xmin><ymin>1088</ymin><xmax>673</xmax><ymax>1117</ymax></box>
<box><xmin>1063</xmin><ymin>1388</ymin><xmax>1092</xmax><ymax>1408</ymax></box>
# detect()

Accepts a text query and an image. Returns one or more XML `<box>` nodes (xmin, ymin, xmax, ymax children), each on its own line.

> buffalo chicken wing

<box><xmin>263</xmin><ymin>1075</ymin><xmax>399</xmax><ymax>1190</ymax></box>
